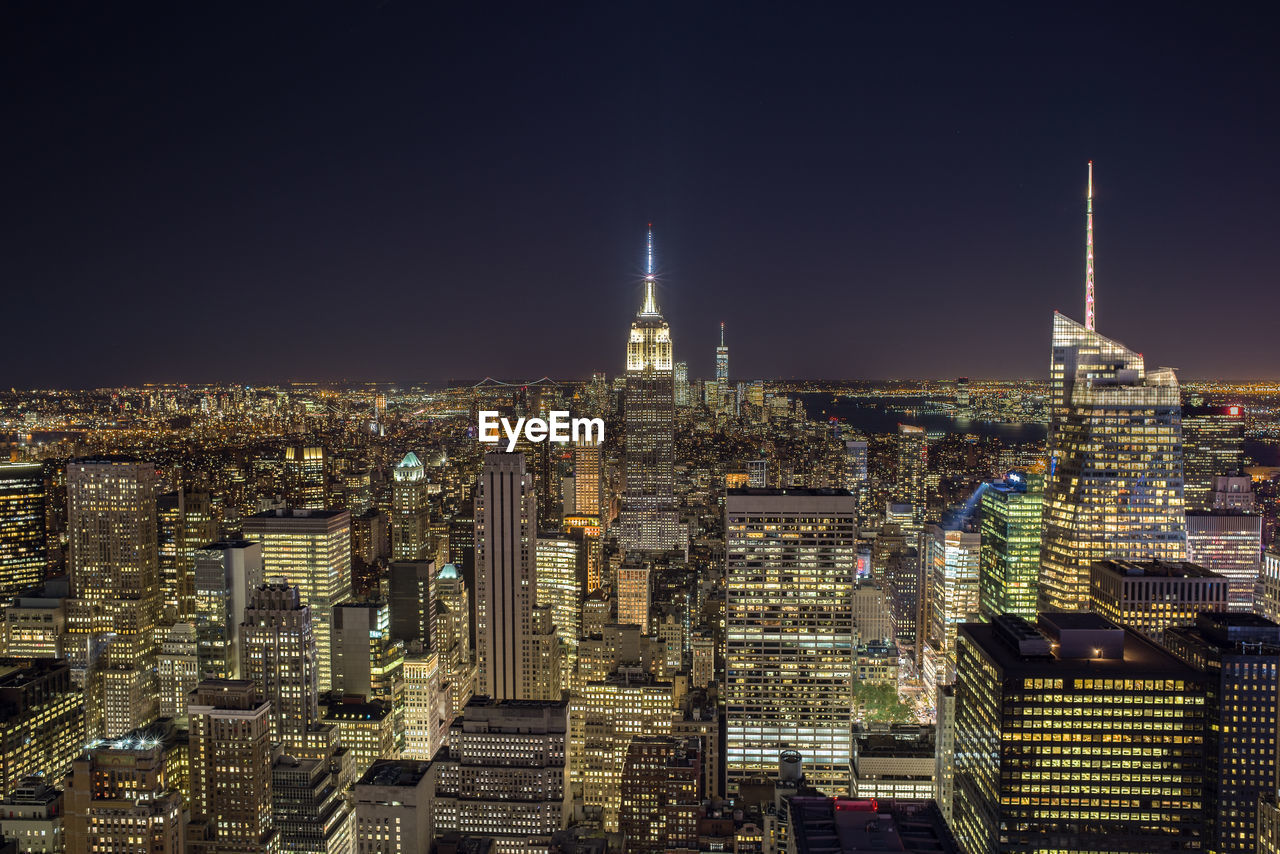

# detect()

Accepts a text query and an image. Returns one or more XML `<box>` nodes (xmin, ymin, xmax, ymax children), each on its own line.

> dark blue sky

<box><xmin>4</xmin><ymin>2</ymin><xmax>1278</xmax><ymax>386</ymax></box>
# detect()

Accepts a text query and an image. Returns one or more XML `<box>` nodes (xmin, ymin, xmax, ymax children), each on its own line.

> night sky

<box><xmin>4</xmin><ymin>3</ymin><xmax>1278</xmax><ymax>387</ymax></box>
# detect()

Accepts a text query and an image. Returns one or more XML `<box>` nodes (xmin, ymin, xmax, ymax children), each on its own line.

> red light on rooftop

<box><xmin>833</xmin><ymin>798</ymin><xmax>877</xmax><ymax>812</ymax></box>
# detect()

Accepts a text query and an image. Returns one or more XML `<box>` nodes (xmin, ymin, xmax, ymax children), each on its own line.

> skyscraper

<box><xmin>187</xmin><ymin>679</ymin><xmax>276</xmax><ymax>853</ymax></box>
<box><xmin>474</xmin><ymin>452</ymin><xmax>538</xmax><ymax>700</ymax></box>
<box><xmin>1039</xmin><ymin>312</ymin><xmax>1187</xmax><ymax>612</ymax></box>
<box><xmin>570</xmin><ymin>439</ymin><xmax>603</xmax><ymax>518</ymax></box>
<box><xmin>434</xmin><ymin>564</ymin><xmax>475</xmax><ymax>717</ymax></box>
<box><xmin>1186</xmin><ymin>508</ymin><xmax>1263</xmax><ymax>610</ymax></box>
<box><xmin>157</xmin><ymin>622</ymin><xmax>199</xmax><ymax>726</ymax></box>
<box><xmin>392</xmin><ymin>452</ymin><xmax>431</xmax><ymax>560</ymax></box>
<box><xmin>715</xmin><ymin>321</ymin><xmax>729</xmax><ymax>382</ymax></box>
<box><xmin>953</xmin><ymin>613</ymin><xmax>1206</xmax><ymax>853</ymax></box>
<box><xmin>271</xmin><ymin>751</ymin><xmax>354</xmax><ymax>854</ymax></box>
<box><xmin>157</xmin><ymin>487</ymin><xmax>216</xmax><ymax>622</ymax></box>
<box><xmin>239</xmin><ymin>581</ymin><xmax>320</xmax><ymax>750</ymax></box>
<box><xmin>620</xmin><ymin>228</ymin><xmax>681</xmax><ymax>553</ymax></box>
<box><xmin>242</xmin><ymin>508</ymin><xmax>352</xmax><ymax>693</ymax></box>
<box><xmin>616</xmin><ymin>561</ymin><xmax>651</xmax><ymax>633</ymax></box>
<box><xmin>284</xmin><ymin>445</ymin><xmax>326</xmax><ymax>509</ymax></box>
<box><xmin>1164</xmin><ymin>612</ymin><xmax>1280</xmax><ymax>854</ymax></box>
<box><xmin>895</xmin><ymin>424</ymin><xmax>928</xmax><ymax>534</ymax></box>
<box><xmin>387</xmin><ymin>559</ymin><xmax>435</xmax><ymax>649</ymax></box>
<box><xmin>0</xmin><ymin>659</ymin><xmax>83</xmax><ymax>799</ymax></box>
<box><xmin>725</xmin><ymin>487</ymin><xmax>857</xmax><ymax>795</ymax></box>
<box><xmin>65</xmin><ymin>457</ymin><xmax>161</xmax><ymax>739</ymax></box>
<box><xmin>1182</xmin><ymin>404</ymin><xmax>1246</xmax><ymax>511</ymax></box>
<box><xmin>536</xmin><ymin>533</ymin><xmax>583</xmax><ymax>686</ymax></box>
<box><xmin>977</xmin><ymin>472</ymin><xmax>1043</xmax><ymax>621</ymax></box>
<box><xmin>192</xmin><ymin>539</ymin><xmax>262</xmax><ymax>679</ymax></box>
<box><xmin>65</xmin><ymin>735</ymin><xmax>185</xmax><ymax>854</ymax></box>
<box><xmin>424</xmin><ymin>698</ymin><xmax>571</xmax><ymax>852</ymax></box>
<box><xmin>0</xmin><ymin>462</ymin><xmax>46</xmax><ymax>599</ymax></box>
<box><xmin>618</xmin><ymin>736</ymin><xmax>702</xmax><ymax>854</ymax></box>
<box><xmin>332</xmin><ymin>601</ymin><xmax>406</xmax><ymax>748</ymax></box>
<box><xmin>922</xmin><ymin>511</ymin><xmax>981</xmax><ymax>688</ymax></box>
<box><xmin>674</xmin><ymin>360</ymin><xmax>690</xmax><ymax>407</ymax></box>
<box><xmin>402</xmin><ymin>651</ymin><xmax>448</xmax><ymax>761</ymax></box>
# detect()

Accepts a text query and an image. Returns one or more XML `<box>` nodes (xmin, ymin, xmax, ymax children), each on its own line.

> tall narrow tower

<box><xmin>621</xmin><ymin>227</ymin><xmax>682</xmax><ymax>553</ymax></box>
<box><xmin>715</xmin><ymin>322</ymin><xmax>729</xmax><ymax>382</ymax></box>
<box><xmin>474</xmin><ymin>452</ymin><xmax>538</xmax><ymax>699</ymax></box>
<box><xmin>1085</xmin><ymin>160</ymin><xmax>1095</xmax><ymax>331</ymax></box>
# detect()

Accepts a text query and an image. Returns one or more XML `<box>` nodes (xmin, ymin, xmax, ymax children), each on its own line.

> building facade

<box><xmin>725</xmin><ymin>488</ymin><xmax>857</xmax><ymax>795</ymax></box>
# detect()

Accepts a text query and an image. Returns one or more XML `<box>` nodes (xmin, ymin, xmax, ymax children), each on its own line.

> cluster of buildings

<box><xmin>0</xmin><ymin>211</ymin><xmax>1277</xmax><ymax>854</ymax></box>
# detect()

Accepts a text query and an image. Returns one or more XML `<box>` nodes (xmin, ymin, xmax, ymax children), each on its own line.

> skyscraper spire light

<box><xmin>1085</xmin><ymin>160</ymin><xmax>1095</xmax><ymax>331</ymax></box>
<box><xmin>641</xmin><ymin>224</ymin><xmax>659</xmax><ymax>316</ymax></box>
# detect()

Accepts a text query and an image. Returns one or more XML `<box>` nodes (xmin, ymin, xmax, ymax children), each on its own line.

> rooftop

<box><xmin>1093</xmin><ymin>559</ymin><xmax>1224</xmax><ymax>580</ymax></box>
<box><xmin>789</xmin><ymin>797</ymin><xmax>959</xmax><ymax>854</ymax></box>
<box><xmin>357</xmin><ymin>759</ymin><xmax>429</xmax><ymax>788</ymax></box>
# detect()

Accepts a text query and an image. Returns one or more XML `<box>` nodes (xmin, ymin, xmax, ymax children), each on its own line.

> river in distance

<box><xmin>799</xmin><ymin>393</ymin><xmax>1048</xmax><ymax>445</ymax></box>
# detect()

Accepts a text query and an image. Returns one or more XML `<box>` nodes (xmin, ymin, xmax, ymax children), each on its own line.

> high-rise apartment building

<box><xmin>392</xmin><ymin>452</ymin><xmax>431</xmax><ymax>561</ymax></box>
<box><xmin>620</xmin><ymin>229</ymin><xmax>681</xmax><ymax>553</ymax></box>
<box><xmin>1164</xmin><ymin>612</ymin><xmax>1280</xmax><ymax>854</ymax></box>
<box><xmin>65</xmin><ymin>457</ymin><xmax>160</xmax><ymax>739</ymax></box>
<box><xmin>240</xmin><ymin>581</ymin><xmax>320</xmax><ymax>749</ymax></box>
<box><xmin>3</xmin><ymin>586</ymin><xmax>65</xmax><ymax>658</ymax></box>
<box><xmin>725</xmin><ymin>488</ymin><xmax>857</xmax><ymax>795</ymax></box>
<box><xmin>187</xmin><ymin>679</ymin><xmax>276</xmax><ymax>852</ymax></box>
<box><xmin>1182</xmin><ymin>404</ymin><xmax>1246</xmax><ymax>511</ymax></box>
<box><xmin>1261</xmin><ymin>548</ymin><xmax>1280</xmax><ymax>624</ymax></box>
<box><xmin>474</xmin><ymin>452</ymin><xmax>538</xmax><ymax>700</ymax></box>
<box><xmin>977</xmin><ymin>472</ymin><xmax>1043</xmax><ymax>621</ymax></box>
<box><xmin>953</xmin><ymin>613</ymin><xmax>1206</xmax><ymax>854</ymax></box>
<box><xmin>242</xmin><ymin>508</ymin><xmax>352</xmax><ymax>693</ymax></box>
<box><xmin>322</xmin><ymin>699</ymin><xmax>396</xmax><ymax>781</ymax></box>
<box><xmin>0</xmin><ymin>777</ymin><xmax>63</xmax><ymax>854</ymax></box>
<box><xmin>192</xmin><ymin>539</ymin><xmax>262</xmax><ymax>679</ymax></box>
<box><xmin>1039</xmin><ymin>313</ymin><xmax>1187</xmax><ymax>612</ymax></box>
<box><xmin>0</xmin><ymin>463</ymin><xmax>46</xmax><ymax>599</ymax></box>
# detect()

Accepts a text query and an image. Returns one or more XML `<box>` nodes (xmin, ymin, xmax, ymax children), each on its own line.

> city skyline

<box><xmin>4</xmin><ymin>5</ymin><xmax>1280</xmax><ymax>386</ymax></box>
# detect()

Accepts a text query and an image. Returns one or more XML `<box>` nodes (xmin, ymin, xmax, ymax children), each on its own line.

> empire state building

<box><xmin>620</xmin><ymin>228</ymin><xmax>682</xmax><ymax>552</ymax></box>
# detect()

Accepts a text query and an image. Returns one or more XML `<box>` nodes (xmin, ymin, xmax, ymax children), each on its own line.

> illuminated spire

<box><xmin>720</xmin><ymin>321</ymin><xmax>725</xmax><ymax>346</ymax></box>
<box><xmin>1085</xmin><ymin>161</ymin><xmax>1095</xmax><ymax>331</ymax></box>
<box><xmin>641</xmin><ymin>224</ymin><xmax>659</xmax><ymax>315</ymax></box>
